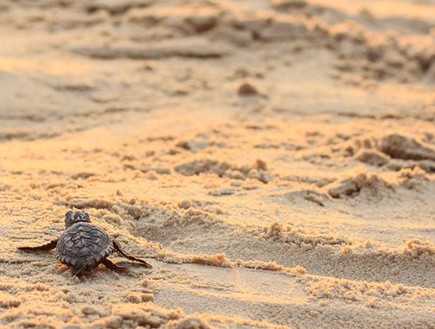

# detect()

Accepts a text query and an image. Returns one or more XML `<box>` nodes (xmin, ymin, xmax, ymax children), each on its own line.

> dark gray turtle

<box><xmin>19</xmin><ymin>211</ymin><xmax>152</xmax><ymax>277</ymax></box>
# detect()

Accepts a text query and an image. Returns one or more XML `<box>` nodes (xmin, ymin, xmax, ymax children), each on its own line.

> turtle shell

<box><xmin>55</xmin><ymin>222</ymin><xmax>113</xmax><ymax>270</ymax></box>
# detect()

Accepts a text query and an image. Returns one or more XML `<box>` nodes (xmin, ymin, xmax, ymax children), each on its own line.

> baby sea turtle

<box><xmin>18</xmin><ymin>211</ymin><xmax>152</xmax><ymax>277</ymax></box>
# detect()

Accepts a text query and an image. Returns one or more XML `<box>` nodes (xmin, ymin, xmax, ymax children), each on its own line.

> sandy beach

<box><xmin>0</xmin><ymin>0</ymin><xmax>434</xmax><ymax>328</ymax></box>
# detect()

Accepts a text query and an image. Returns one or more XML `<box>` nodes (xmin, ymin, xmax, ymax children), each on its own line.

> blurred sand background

<box><xmin>0</xmin><ymin>0</ymin><xmax>434</xmax><ymax>328</ymax></box>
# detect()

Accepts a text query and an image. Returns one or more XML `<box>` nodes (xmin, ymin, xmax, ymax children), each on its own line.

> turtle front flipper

<box><xmin>113</xmin><ymin>240</ymin><xmax>152</xmax><ymax>268</ymax></box>
<box><xmin>18</xmin><ymin>239</ymin><xmax>58</xmax><ymax>251</ymax></box>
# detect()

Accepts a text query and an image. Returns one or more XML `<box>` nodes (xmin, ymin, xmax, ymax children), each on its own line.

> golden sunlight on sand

<box><xmin>0</xmin><ymin>0</ymin><xmax>434</xmax><ymax>328</ymax></box>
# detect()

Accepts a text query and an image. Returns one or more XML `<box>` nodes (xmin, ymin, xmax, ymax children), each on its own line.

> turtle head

<box><xmin>65</xmin><ymin>211</ymin><xmax>91</xmax><ymax>228</ymax></box>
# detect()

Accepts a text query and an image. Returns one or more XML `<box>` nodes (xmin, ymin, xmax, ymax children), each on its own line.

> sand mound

<box><xmin>354</xmin><ymin>149</ymin><xmax>390</xmax><ymax>167</ymax></box>
<box><xmin>327</xmin><ymin>173</ymin><xmax>388</xmax><ymax>198</ymax></box>
<box><xmin>175</xmin><ymin>159</ymin><xmax>273</xmax><ymax>183</ymax></box>
<box><xmin>379</xmin><ymin>133</ymin><xmax>435</xmax><ymax>161</ymax></box>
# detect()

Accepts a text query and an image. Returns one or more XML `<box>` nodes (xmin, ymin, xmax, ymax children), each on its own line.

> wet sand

<box><xmin>0</xmin><ymin>0</ymin><xmax>434</xmax><ymax>328</ymax></box>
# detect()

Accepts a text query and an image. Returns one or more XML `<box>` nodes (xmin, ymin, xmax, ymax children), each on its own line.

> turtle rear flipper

<box><xmin>18</xmin><ymin>239</ymin><xmax>58</xmax><ymax>251</ymax></box>
<box><xmin>71</xmin><ymin>263</ymin><xmax>88</xmax><ymax>278</ymax></box>
<box><xmin>101</xmin><ymin>258</ymin><xmax>132</xmax><ymax>271</ymax></box>
<box><xmin>103</xmin><ymin>259</ymin><xmax>151</xmax><ymax>270</ymax></box>
<box><xmin>113</xmin><ymin>240</ymin><xmax>152</xmax><ymax>268</ymax></box>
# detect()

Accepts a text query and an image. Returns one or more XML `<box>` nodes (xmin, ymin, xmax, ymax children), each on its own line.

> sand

<box><xmin>0</xmin><ymin>0</ymin><xmax>434</xmax><ymax>328</ymax></box>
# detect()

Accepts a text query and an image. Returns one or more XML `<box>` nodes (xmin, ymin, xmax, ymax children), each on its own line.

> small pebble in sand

<box><xmin>178</xmin><ymin>200</ymin><xmax>191</xmax><ymax>209</ymax></box>
<box><xmin>238</xmin><ymin>81</ymin><xmax>259</xmax><ymax>96</ymax></box>
<box><xmin>255</xmin><ymin>159</ymin><xmax>267</xmax><ymax>170</ymax></box>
